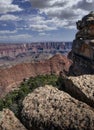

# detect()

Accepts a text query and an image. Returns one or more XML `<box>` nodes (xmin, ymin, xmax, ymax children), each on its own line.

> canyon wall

<box><xmin>0</xmin><ymin>54</ymin><xmax>71</xmax><ymax>97</ymax></box>
<box><xmin>0</xmin><ymin>44</ymin><xmax>27</xmax><ymax>58</ymax></box>
<box><xmin>0</xmin><ymin>42</ymin><xmax>72</xmax><ymax>58</ymax></box>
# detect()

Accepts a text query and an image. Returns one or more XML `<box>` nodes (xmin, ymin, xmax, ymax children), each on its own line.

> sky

<box><xmin>0</xmin><ymin>0</ymin><xmax>94</xmax><ymax>43</ymax></box>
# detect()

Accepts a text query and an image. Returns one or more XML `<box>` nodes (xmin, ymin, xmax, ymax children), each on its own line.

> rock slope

<box><xmin>0</xmin><ymin>109</ymin><xmax>27</xmax><ymax>130</ymax></box>
<box><xmin>22</xmin><ymin>85</ymin><xmax>94</xmax><ymax>130</ymax></box>
<box><xmin>0</xmin><ymin>54</ymin><xmax>71</xmax><ymax>97</ymax></box>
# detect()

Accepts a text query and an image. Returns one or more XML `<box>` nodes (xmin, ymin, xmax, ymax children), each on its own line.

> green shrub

<box><xmin>0</xmin><ymin>74</ymin><xmax>58</xmax><ymax>118</ymax></box>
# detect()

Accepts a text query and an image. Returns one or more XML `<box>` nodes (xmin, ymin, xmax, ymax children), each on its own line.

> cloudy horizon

<box><xmin>0</xmin><ymin>0</ymin><xmax>94</xmax><ymax>43</ymax></box>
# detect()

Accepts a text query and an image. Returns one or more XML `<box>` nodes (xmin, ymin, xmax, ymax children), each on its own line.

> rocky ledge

<box><xmin>59</xmin><ymin>75</ymin><xmax>94</xmax><ymax>108</ymax></box>
<box><xmin>22</xmin><ymin>85</ymin><xmax>94</xmax><ymax>130</ymax></box>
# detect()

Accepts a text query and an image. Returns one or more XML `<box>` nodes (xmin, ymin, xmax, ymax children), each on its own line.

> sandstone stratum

<box><xmin>0</xmin><ymin>54</ymin><xmax>71</xmax><ymax>97</ymax></box>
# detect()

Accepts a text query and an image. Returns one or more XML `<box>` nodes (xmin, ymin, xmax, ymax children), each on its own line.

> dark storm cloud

<box><xmin>74</xmin><ymin>0</ymin><xmax>94</xmax><ymax>11</ymax></box>
<box><xmin>30</xmin><ymin>0</ymin><xmax>49</xmax><ymax>8</ymax></box>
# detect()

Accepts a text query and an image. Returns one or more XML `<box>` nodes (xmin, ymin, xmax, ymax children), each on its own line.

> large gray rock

<box><xmin>22</xmin><ymin>85</ymin><xmax>94</xmax><ymax>130</ymax></box>
<box><xmin>0</xmin><ymin>109</ymin><xmax>27</xmax><ymax>130</ymax></box>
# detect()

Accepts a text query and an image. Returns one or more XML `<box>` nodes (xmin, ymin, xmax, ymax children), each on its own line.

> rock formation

<box><xmin>22</xmin><ymin>85</ymin><xmax>94</xmax><ymax>130</ymax></box>
<box><xmin>0</xmin><ymin>43</ymin><xmax>27</xmax><ymax>58</ymax></box>
<box><xmin>0</xmin><ymin>109</ymin><xmax>27</xmax><ymax>130</ymax></box>
<box><xmin>68</xmin><ymin>11</ymin><xmax>94</xmax><ymax>75</ymax></box>
<box><xmin>59</xmin><ymin>74</ymin><xmax>94</xmax><ymax>108</ymax></box>
<box><xmin>0</xmin><ymin>42</ymin><xmax>71</xmax><ymax>59</ymax></box>
<box><xmin>0</xmin><ymin>54</ymin><xmax>71</xmax><ymax>98</ymax></box>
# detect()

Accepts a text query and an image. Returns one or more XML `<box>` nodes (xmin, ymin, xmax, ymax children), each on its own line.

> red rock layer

<box><xmin>0</xmin><ymin>54</ymin><xmax>72</xmax><ymax>97</ymax></box>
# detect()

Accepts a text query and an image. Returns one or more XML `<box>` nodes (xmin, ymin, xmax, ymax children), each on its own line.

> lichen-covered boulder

<box><xmin>59</xmin><ymin>75</ymin><xmax>94</xmax><ymax>108</ymax></box>
<box><xmin>22</xmin><ymin>85</ymin><xmax>94</xmax><ymax>130</ymax></box>
<box><xmin>0</xmin><ymin>109</ymin><xmax>27</xmax><ymax>130</ymax></box>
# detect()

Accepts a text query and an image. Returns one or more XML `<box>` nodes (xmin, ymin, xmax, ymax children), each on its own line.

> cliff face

<box><xmin>0</xmin><ymin>54</ymin><xmax>71</xmax><ymax>97</ymax></box>
<box><xmin>0</xmin><ymin>42</ymin><xmax>71</xmax><ymax>59</ymax></box>
<box><xmin>0</xmin><ymin>44</ymin><xmax>27</xmax><ymax>58</ymax></box>
<box><xmin>68</xmin><ymin>12</ymin><xmax>94</xmax><ymax>75</ymax></box>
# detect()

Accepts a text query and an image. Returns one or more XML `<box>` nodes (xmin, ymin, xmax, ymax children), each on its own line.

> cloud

<box><xmin>30</xmin><ymin>24</ymin><xmax>57</xmax><ymax>32</ymax></box>
<box><xmin>28</xmin><ymin>15</ymin><xmax>58</xmax><ymax>31</ymax></box>
<box><xmin>0</xmin><ymin>0</ymin><xmax>22</xmax><ymax>14</ymax></box>
<box><xmin>30</xmin><ymin>0</ymin><xmax>49</xmax><ymax>9</ymax></box>
<box><xmin>0</xmin><ymin>30</ymin><xmax>17</xmax><ymax>34</ymax></box>
<box><xmin>74</xmin><ymin>0</ymin><xmax>94</xmax><ymax>11</ymax></box>
<box><xmin>39</xmin><ymin>32</ymin><xmax>47</xmax><ymax>36</ymax></box>
<box><xmin>29</xmin><ymin>0</ymin><xmax>94</xmax><ymax>29</ymax></box>
<box><xmin>0</xmin><ymin>14</ymin><xmax>20</xmax><ymax>21</ymax></box>
<box><xmin>0</xmin><ymin>0</ymin><xmax>93</xmax><ymax>42</ymax></box>
<box><xmin>28</xmin><ymin>14</ymin><xmax>75</xmax><ymax>32</ymax></box>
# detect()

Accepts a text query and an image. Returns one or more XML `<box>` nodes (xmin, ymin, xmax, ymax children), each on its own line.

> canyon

<box><xmin>0</xmin><ymin>54</ymin><xmax>72</xmax><ymax>98</ymax></box>
<box><xmin>0</xmin><ymin>12</ymin><xmax>94</xmax><ymax>130</ymax></box>
<box><xmin>0</xmin><ymin>42</ymin><xmax>72</xmax><ymax>68</ymax></box>
<box><xmin>0</xmin><ymin>42</ymin><xmax>71</xmax><ymax>59</ymax></box>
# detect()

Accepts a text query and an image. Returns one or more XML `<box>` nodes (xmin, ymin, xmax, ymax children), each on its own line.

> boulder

<box><xmin>22</xmin><ymin>85</ymin><xmax>94</xmax><ymax>130</ymax></box>
<box><xmin>0</xmin><ymin>109</ymin><xmax>27</xmax><ymax>130</ymax></box>
<box><xmin>59</xmin><ymin>75</ymin><xmax>94</xmax><ymax>108</ymax></box>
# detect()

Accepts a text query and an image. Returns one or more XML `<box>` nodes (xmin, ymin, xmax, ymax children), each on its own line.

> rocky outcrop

<box><xmin>68</xmin><ymin>11</ymin><xmax>94</xmax><ymax>75</ymax></box>
<box><xmin>59</xmin><ymin>75</ymin><xmax>94</xmax><ymax>108</ymax></box>
<box><xmin>67</xmin><ymin>75</ymin><xmax>94</xmax><ymax>102</ymax></box>
<box><xmin>0</xmin><ymin>109</ymin><xmax>27</xmax><ymax>130</ymax></box>
<box><xmin>22</xmin><ymin>85</ymin><xmax>94</xmax><ymax>130</ymax></box>
<box><xmin>0</xmin><ymin>54</ymin><xmax>71</xmax><ymax>97</ymax></box>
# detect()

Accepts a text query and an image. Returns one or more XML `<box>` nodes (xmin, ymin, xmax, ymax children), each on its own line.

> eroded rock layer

<box><xmin>0</xmin><ymin>54</ymin><xmax>71</xmax><ymax>97</ymax></box>
<box><xmin>68</xmin><ymin>11</ymin><xmax>94</xmax><ymax>75</ymax></box>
